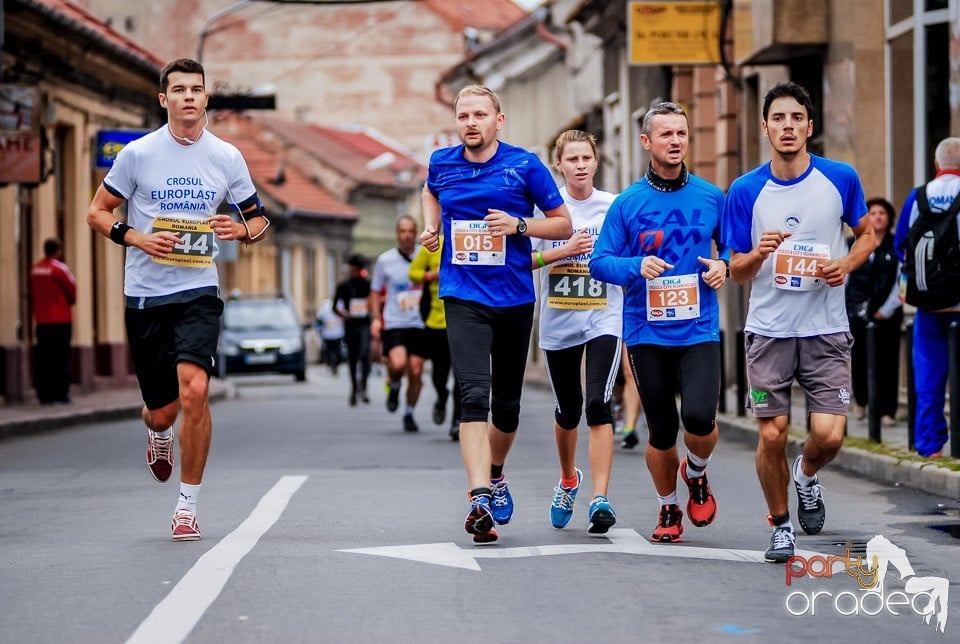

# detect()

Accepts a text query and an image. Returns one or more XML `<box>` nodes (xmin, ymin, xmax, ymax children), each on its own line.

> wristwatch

<box><xmin>515</xmin><ymin>217</ymin><xmax>527</xmax><ymax>235</ymax></box>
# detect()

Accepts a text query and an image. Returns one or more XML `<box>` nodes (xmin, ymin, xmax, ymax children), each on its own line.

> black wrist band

<box><xmin>110</xmin><ymin>221</ymin><xmax>132</xmax><ymax>246</ymax></box>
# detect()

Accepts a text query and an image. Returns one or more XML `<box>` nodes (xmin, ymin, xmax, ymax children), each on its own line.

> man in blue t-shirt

<box><xmin>421</xmin><ymin>85</ymin><xmax>572</xmax><ymax>544</ymax></box>
<box><xmin>722</xmin><ymin>82</ymin><xmax>874</xmax><ymax>564</ymax></box>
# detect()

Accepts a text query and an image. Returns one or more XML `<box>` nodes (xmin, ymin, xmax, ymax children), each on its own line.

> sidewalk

<box><xmin>0</xmin><ymin>379</ymin><xmax>233</xmax><ymax>441</ymax></box>
<box><xmin>524</xmin><ymin>359</ymin><xmax>960</xmax><ymax>500</ymax></box>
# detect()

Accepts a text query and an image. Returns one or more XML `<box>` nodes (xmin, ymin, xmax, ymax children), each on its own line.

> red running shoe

<box><xmin>651</xmin><ymin>504</ymin><xmax>684</xmax><ymax>543</ymax></box>
<box><xmin>146</xmin><ymin>429</ymin><xmax>174</xmax><ymax>483</ymax></box>
<box><xmin>679</xmin><ymin>458</ymin><xmax>717</xmax><ymax>527</ymax></box>
<box><xmin>171</xmin><ymin>510</ymin><xmax>201</xmax><ymax>541</ymax></box>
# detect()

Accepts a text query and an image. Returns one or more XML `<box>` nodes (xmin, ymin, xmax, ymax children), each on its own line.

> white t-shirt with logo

<box><xmin>722</xmin><ymin>155</ymin><xmax>867</xmax><ymax>338</ymax></box>
<box><xmin>104</xmin><ymin>126</ymin><xmax>256</xmax><ymax>298</ymax></box>
<box><xmin>370</xmin><ymin>247</ymin><xmax>425</xmax><ymax>330</ymax></box>
<box><xmin>533</xmin><ymin>187</ymin><xmax>623</xmax><ymax>350</ymax></box>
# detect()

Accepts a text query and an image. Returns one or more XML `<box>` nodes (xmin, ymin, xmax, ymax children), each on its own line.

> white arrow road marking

<box><xmin>338</xmin><ymin>528</ymin><xmax>826</xmax><ymax>571</ymax></box>
<box><xmin>126</xmin><ymin>475</ymin><xmax>308</xmax><ymax>644</ymax></box>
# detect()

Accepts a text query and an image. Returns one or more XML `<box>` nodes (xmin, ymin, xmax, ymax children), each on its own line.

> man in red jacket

<box><xmin>30</xmin><ymin>238</ymin><xmax>76</xmax><ymax>405</ymax></box>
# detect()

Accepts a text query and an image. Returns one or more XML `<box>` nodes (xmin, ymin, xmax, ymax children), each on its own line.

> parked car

<box><xmin>218</xmin><ymin>294</ymin><xmax>307</xmax><ymax>381</ymax></box>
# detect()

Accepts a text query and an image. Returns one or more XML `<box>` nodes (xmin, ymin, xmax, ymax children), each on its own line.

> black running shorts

<box><xmin>125</xmin><ymin>295</ymin><xmax>224</xmax><ymax>410</ymax></box>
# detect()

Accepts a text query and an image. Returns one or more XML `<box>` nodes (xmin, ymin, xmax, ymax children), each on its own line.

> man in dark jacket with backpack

<box><xmin>894</xmin><ymin>137</ymin><xmax>960</xmax><ymax>458</ymax></box>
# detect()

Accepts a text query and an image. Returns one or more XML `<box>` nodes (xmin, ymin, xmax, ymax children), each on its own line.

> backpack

<box><xmin>903</xmin><ymin>185</ymin><xmax>960</xmax><ymax>310</ymax></box>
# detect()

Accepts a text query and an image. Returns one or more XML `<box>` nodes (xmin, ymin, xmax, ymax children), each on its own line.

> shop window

<box><xmin>889</xmin><ymin>0</ymin><xmax>913</xmax><ymax>25</ymax></box>
<box><xmin>886</xmin><ymin>2</ymin><xmax>950</xmax><ymax>204</ymax></box>
<box><xmin>889</xmin><ymin>31</ymin><xmax>914</xmax><ymax>204</ymax></box>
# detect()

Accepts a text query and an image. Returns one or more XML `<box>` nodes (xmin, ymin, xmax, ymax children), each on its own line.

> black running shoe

<box><xmin>765</xmin><ymin>526</ymin><xmax>796</xmax><ymax>563</ymax></box>
<box><xmin>386</xmin><ymin>382</ymin><xmax>400</xmax><ymax>413</ymax></box>
<box><xmin>403</xmin><ymin>413</ymin><xmax>419</xmax><ymax>432</ymax></box>
<box><xmin>621</xmin><ymin>429</ymin><xmax>639</xmax><ymax>449</ymax></box>
<box><xmin>432</xmin><ymin>399</ymin><xmax>446</xmax><ymax>425</ymax></box>
<box><xmin>793</xmin><ymin>455</ymin><xmax>825</xmax><ymax>535</ymax></box>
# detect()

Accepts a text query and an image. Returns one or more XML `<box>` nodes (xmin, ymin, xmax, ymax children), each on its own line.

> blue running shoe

<box><xmin>587</xmin><ymin>495</ymin><xmax>617</xmax><ymax>534</ymax></box>
<box><xmin>490</xmin><ymin>476</ymin><xmax>513</xmax><ymax>525</ymax></box>
<box><xmin>464</xmin><ymin>494</ymin><xmax>497</xmax><ymax>544</ymax></box>
<box><xmin>550</xmin><ymin>468</ymin><xmax>582</xmax><ymax>529</ymax></box>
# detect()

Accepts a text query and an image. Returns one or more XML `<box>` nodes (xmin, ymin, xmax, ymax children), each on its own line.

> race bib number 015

<box><xmin>546</xmin><ymin>263</ymin><xmax>606</xmax><ymax>310</ymax></box>
<box><xmin>151</xmin><ymin>216</ymin><xmax>214</xmax><ymax>268</ymax></box>
<box><xmin>451</xmin><ymin>220</ymin><xmax>505</xmax><ymax>266</ymax></box>
<box><xmin>646</xmin><ymin>273</ymin><xmax>700</xmax><ymax>321</ymax></box>
<box><xmin>773</xmin><ymin>242</ymin><xmax>829</xmax><ymax>291</ymax></box>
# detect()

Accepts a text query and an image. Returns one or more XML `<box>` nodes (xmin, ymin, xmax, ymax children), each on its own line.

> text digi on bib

<box><xmin>646</xmin><ymin>273</ymin><xmax>700</xmax><ymax>321</ymax></box>
<box><xmin>451</xmin><ymin>220</ymin><xmax>505</xmax><ymax>266</ymax></box>
<box><xmin>773</xmin><ymin>242</ymin><xmax>829</xmax><ymax>291</ymax></box>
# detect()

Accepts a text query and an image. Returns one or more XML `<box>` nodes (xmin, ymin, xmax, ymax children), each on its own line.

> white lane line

<box><xmin>126</xmin><ymin>475</ymin><xmax>308</xmax><ymax>644</ymax></box>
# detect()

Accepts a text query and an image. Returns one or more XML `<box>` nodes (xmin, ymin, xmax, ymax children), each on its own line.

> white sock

<box><xmin>685</xmin><ymin>452</ymin><xmax>711</xmax><ymax>478</ymax></box>
<box><xmin>405</xmin><ymin>404</ymin><xmax>415</xmax><ymax>416</ymax></box>
<box><xmin>176</xmin><ymin>483</ymin><xmax>201</xmax><ymax>514</ymax></box>
<box><xmin>152</xmin><ymin>428</ymin><xmax>172</xmax><ymax>439</ymax></box>
<box><xmin>794</xmin><ymin>456</ymin><xmax>816</xmax><ymax>486</ymax></box>
<box><xmin>657</xmin><ymin>491</ymin><xmax>679</xmax><ymax>506</ymax></box>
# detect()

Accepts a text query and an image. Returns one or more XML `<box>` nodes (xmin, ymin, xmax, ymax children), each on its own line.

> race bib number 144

<box><xmin>151</xmin><ymin>216</ymin><xmax>214</xmax><ymax>268</ymax></box>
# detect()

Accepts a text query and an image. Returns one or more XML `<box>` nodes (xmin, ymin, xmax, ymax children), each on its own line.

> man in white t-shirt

<box><xmin>87</xmin><ymin>58</ymin><xmax>269</xmax><ymax>542</ymax></box>
<box><xmin>370</xmin><ymin>215</ymin><xmax>427</xmax><ymax>432</ymax></box>
<box><xmin>722</xmin><ymin>81</ymin><xmax>873</xmax><ymax>563</ymax></box>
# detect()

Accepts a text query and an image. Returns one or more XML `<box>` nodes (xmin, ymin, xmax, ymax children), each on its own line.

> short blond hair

<box><xmin>454</xmin><ymin>85</ymin><xmax>501</xmax><ymax>114</ymax></box>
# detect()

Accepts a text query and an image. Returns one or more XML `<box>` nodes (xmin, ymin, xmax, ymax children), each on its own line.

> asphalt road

<box><xmin>1</xmin><ymin>365</ymin><xmax>958</xmax><ymax>644</ymax></box>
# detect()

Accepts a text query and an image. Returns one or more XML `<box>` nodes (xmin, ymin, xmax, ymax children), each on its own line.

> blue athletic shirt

<box><xmin>590</xmin><ymin>174</ymin><xmax>727</xmax><ymax>347</ymax></box>
<box><xmin>721</xmin><ymin>154</ymin><xmax>867</xmax><ymax>338</ymax></box>
<box><xmin>426</xmin><ymin>141</ymin><xmax>563</xmax><ymax>307</ymax></box>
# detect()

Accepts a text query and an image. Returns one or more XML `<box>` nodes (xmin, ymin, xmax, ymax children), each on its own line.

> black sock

<box><xmin>470</xmin><ymin>487</ymin><xmax>492</xmax><ymax>499</ymax></box>
<box><xmin>490</xmin><ymin>464</ymin><xmax>504</xmax><ymax>479</ymax></box>
<box><xmin>770</xmin><ymin>511</ymin><xmax>790</xmax><ymax>527</ymax></box>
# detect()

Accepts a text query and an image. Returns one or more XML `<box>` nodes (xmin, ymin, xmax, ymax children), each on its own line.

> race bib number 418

<box><xmin>546</xmin><ymin>263</ymin><xmax>606</xmax><ymax>310</ymax></box>
<box><xmin>151</xmin><ymin>216</ymin><xmax>214</xmax><ymax>268</ymax></box>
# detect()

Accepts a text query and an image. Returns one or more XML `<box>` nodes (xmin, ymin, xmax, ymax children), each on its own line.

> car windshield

<box><xmin>224</xmin><ymin>300</ymin><xmax>300</xmax><ymax>332</ymax></box>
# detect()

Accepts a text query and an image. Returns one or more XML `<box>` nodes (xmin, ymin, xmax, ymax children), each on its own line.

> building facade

<box><xmin>1</xmin><ymin>0</ymin><xmax>164</xmax><ymax>402</ymax></box>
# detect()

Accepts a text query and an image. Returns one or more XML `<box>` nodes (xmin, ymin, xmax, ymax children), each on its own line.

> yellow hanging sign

<box><xmin>628</xmin><ymin>1</ymin><xmax>722</xmax><ymax>65</ymax></box>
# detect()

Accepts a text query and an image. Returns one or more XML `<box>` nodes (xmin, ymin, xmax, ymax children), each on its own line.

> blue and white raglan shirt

<box><xmin>426</xmin><ymin>141</ymin><xmax>563</xmax><ymax>307</ymax></box>
<box><xmin>533</xmin><ymin>186</ymin><xmax>623</xmax><ymax>350</ymax></box>
<box><xmin>104</xmin><ymin>125</ymin><xmax>257</xmax><ymax>299</ymax></box>
<box><xmin>721</xmin><ymin>154</ymin><xmax>867</xmax><ymax>338</ymax></box>
<box><xmin>590</xmin><ymin>174</ymin><xmax>727</xmax><ymax>347</ymax></box>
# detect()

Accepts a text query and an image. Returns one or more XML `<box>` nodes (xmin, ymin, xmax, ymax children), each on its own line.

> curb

<box><xmin>716</xmin><ymin>414</ymin><xmax>960</xmax><ymax>500</ymax></box>
<box><xmin>0</xmin><ymin>384</ymin><xmax>233</xmax><ymax>442</ymax></box>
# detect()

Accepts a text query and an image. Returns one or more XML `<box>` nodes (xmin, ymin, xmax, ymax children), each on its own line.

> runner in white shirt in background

<box><xmin>532</xmin><ymin>130</ymin><xmax>623</xmax><ymax>534</ymax></box>
<box><xmin>370</xmin><ymin>215</ymin><xmax>427</xmax><ymax>433</ymax></box>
